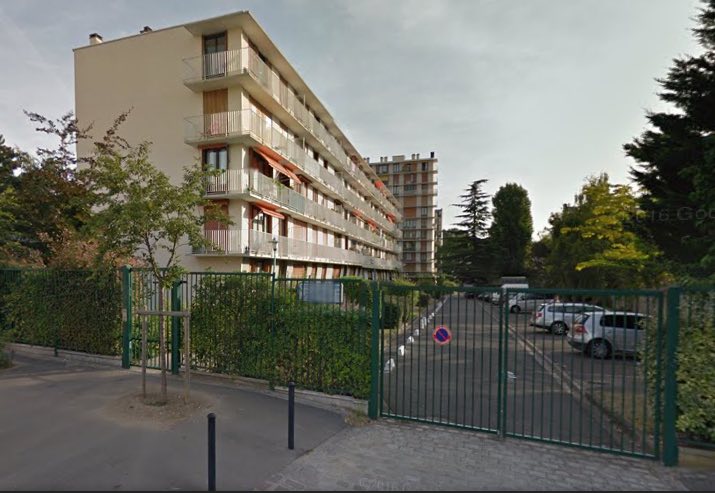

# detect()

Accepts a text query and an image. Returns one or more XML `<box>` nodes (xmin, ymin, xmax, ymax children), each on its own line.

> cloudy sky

<box><xmin>0</xmin><ymin>0</ymin><xmax>702</xmax><ymax>233</ymax></box>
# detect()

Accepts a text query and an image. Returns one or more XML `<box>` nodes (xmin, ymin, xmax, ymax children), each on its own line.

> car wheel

<box><xmin>587</xmin><ymin>339</ymin><xmax>611</xmax><ymax>359</ymax></box>
<box><xmin>510</xmin><ymin>305</ymin><xmax>521</xmax><ymax>314</ymax></box>
<box><xmin>550</xmin><ymin>321</ymin><xmax>568</xmax><ymax>335</ymax></box>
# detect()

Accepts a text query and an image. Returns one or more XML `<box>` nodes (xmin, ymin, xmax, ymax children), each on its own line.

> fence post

<box><xmin>663</xmin><ymin>286</ymin><xmax>681</xmax><ymax>467</ymax></box>
<box><xmin>368</xmin><ymin>281</ymin><xmax>380</xmax><ymax>420</ymax></box>
<box><xmin>171</xmin><ymin>280</ymin><xmax>181</xmax><ymax>375</ymax></box>
<box><xmin>270</xmin><ymin>272</ymin><xmax>277</xmax><ymax>390</ymax></box>
<box><xmin>121</xmin><ymin>265</ymin><xmax>132</xmax><ymax>369</ymax></box>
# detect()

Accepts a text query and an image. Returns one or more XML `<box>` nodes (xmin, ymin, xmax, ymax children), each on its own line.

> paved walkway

<box><xmin>259</xmin><ymin>419</ymin><xmax>688</xmax><ymax>491</ymax></box>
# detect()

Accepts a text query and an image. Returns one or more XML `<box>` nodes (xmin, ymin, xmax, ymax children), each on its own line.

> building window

<box><xmin>421</xmin><ymin>220</ymin><xmax>428</xmax><ymax>229</ymax></box>
<box><xmin>421</xmin><ymin>184</ymin><xmax>428</xmax><ymax>191</ymax></box>
<box><xmin>203</xmin><ymin>147</ymin><xmax>228</xmax><ymax>170</ymax></box>
<box><xmin>421</xmin><ymin>207</ymin><xmax>429</xmax><ymax>217</ymax></box>
<box><xmin>379</xmin><ymin>165</ymin><xmax>388</xmax><ymax>174</ymax></box>
<box><xmin>421</xmin><ymin>162</ymin><xmax>428</xmax><ymax>171</ymax></box>
<box><xmin>404</xmin><ymin>184</ymin><xmax>416</xmax><ymax>192</ymax></box>
<box><xmin>392</xmin><ymin>164</ymin><xmax>400</xmax><ymax>173</ymax></box>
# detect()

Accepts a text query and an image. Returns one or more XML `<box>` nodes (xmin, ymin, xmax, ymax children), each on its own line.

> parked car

<box><xmin>508</xmin><ymin>292</ymin><xmax>555</xmax><ymax>313</ymax></box>
<box><xmin>567</xmin><ymin>311</ymin><xmax>649</xmax><ymax>359</ymax></box>
<box><xmin>531</xmin><ymin>302</ymin><xmax>605</xmax><ymax>335</ymax></box>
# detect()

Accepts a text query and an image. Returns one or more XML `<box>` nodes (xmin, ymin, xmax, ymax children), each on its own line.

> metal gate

<box><xmin>379</xmin><ymin>285</ymin><xmax>664</xmax><ymax>459</ymax></box>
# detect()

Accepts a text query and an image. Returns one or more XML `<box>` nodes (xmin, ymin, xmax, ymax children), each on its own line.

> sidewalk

<box><xmin>259</xmin><ymin>419</ymin><xmax>688</xmax><ymax>491</ymax></box>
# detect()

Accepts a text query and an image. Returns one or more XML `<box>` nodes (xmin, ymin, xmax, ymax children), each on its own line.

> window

<box><xmin>392</xmin><ymin>164</ymin><xmax>400</xmax><ymax>173</ymax></box>
<box><xmin>421</xmin><ymin>220</ymin><xmax>428</xmax><ymax>228</ymax></box>
<box><xmin>202</xmin><ymin>32</ymin><xmax>227</xmax><ymax>78</ymax></box>
<box><xmin>600</xmin><ymin>315</ymin><xmax>644</xmax><ymax>329</ymax></box>
<box><xmin>404</xmin><ymin>184</ymin><xmax>416</xmax><ymax>192</ymax></box>
<box><xmin>421</xmin><ymin>207</ymin><xmax>429</xmax><ymax>217</ymax></box>
<box><xmin>203</xmin><ymin>147</ymin><xmax>228</xmax><ymax>170</ymax></box>
<box><xmin>422</xmin><ymin>162</ymin><xmax>428</xmax><ymax>171</ymax></box>
<box><xmin>404</xmin><ymin>219</ymin><xmax>416</xmax><ymax>229</ymax></box>
<box><xmin>379</xmin><ymin>165</ymin><xmax>388</xmax><ymax>174</ymax></box>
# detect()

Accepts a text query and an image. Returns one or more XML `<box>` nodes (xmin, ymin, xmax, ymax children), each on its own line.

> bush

<box><xmin>190</xmin><ymin>274</ymin><xmax>371</xmax><ymax>398</ymax></box>
<box><xmin>190</xmin><ymin>274</ymin><xmax>281</xmax><ymax>377</ymax></box>
<box><xmin>644</xmin><ymin>289</ymin><xmax>715</xmax><ymax>444</ymax></box>
<box><xmin>382</xmin><ymin>302</ymin><xmax>401</xmax><ymax>330</ymax></box>
<box><xmin>340</xmin><ymin>276</ymin><xmax>372</xmax><ymax>308</ymax></box>
<box><xmin>3</xmin><ymin>269</ymin><xmax>122</xmax><ymax>355</ymax></box>
<box><xmin>675</xmin><ymin>291</ymin><xmax>715</xmax><ymax>443</ymax></box>
<box><xmin>274</xmin><ymin>304</ymin><xmax>370</xmax><ymax>398</ymax></box>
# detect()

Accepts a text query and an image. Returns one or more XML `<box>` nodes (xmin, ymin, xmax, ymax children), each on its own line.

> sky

<box><xmin>0</xmin><ymin>0</ymin><xmax>703</xmax><ymax>234</ymax></box>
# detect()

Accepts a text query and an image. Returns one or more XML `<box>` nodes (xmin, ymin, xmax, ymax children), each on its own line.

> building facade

<box><xmin>74</xmin><ymin>12</ymin><xmax>401</xmax><ymax>279</ymax></box>
<box><xmin>368</xmin><ymin>153</ymin><xmax>439</xmax><ymax>277</ymax></box>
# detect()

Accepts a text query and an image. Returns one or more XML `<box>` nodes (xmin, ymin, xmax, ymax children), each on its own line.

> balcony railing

<box><xmin>205</xmin><ymin>169</ymin><xmax>398</xmax><ymax>252</ymax></box>
<box><xmin>183</xmin><ymin>47</ymin><xmax>399</xmax><ymax>218</ymax></box>
<box><xmin>194</xmin><ymin>229</ymin><xmax>401</xmax><ymax>271</ymax></box>
<box><xmin>186</xmin><ymin>109</ymin><xmax>398</xmax><ymax>233</ymax></box>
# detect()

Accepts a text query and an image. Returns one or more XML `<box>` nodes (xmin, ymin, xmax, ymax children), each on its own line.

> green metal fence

<box><xmin>0</xmin><ymin>268</ymin><xmax>122</xmax><ymax>356</ymax></box>
<box><xmin>378</xmin><ymin>284</ymin><xmax>666</xmax><ymax>459</ymax></box>
<box><xmin>2</xmin><ymin>266</ymin><xmax>714</xmax><ymax>465</ymax></box>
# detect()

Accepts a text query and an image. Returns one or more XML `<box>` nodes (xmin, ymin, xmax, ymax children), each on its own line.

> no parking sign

<box><xmin>432</xmin><ymin>325</ymin><xmax>452</xmax><ymax>346</ymax></box>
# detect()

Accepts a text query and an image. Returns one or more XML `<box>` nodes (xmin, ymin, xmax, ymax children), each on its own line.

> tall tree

<box><xmin>84</xmin><ymin>136</ymin><xmax>227</xmax><ymax>403</ymax></box>
<box><xmin>488</xmin><ymin>183</ymin><xmax>533</xmax><ymax>276</ymax></box>
<box><xmin>624</xmin><ymin>0</ymin><xmax>715</xmax><ymax>277</ymax></box>
<box><xmin>449</xmin><ymin>180</ymin><xmax>494</xmax><ymax>283</ymax></box>
<box><xmin>544</xmin><ymin>174</ymin><xmax>667</xmax><ymax>288</ymax></box>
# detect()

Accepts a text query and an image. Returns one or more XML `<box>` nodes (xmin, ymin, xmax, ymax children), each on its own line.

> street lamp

<box><xmin>270</xmin><ymin>236</ymin><xmax>278</xmax><ymax>276</ymax></box>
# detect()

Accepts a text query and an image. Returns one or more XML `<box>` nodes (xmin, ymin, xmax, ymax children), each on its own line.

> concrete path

<box><xmin>0</xmin><ymin>354</ymin><xmax>345</xmax><ymax>491</ymax></box>
<box><xmin>259</xmin><ymin>419</ymin><xmax>687</xmax><ymax>491</ymax></box>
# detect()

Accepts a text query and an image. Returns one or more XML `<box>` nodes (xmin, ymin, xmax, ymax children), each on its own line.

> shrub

<box><xmin>190</xmin><ymin>273</ymin><xmax>371</xmax><ymax>398</ymax></box>
<box><xmin>3</xmin><ymin>269</ymin><xmax>122</xmax><ymax>355</ymax></box>
<box><xmin>189</xmin><ymin>274</ymin><xmax>280</xmax><ymax>377</ymax></box>
<box><xmin>340</xmin><ymin>276</ymin><xmax>372</xmax><ymax>308</ymax></box>
<box><xmin>382</xmin><ymin>302</ymin><xmax>401</xmax><ymax>330</ymax></box>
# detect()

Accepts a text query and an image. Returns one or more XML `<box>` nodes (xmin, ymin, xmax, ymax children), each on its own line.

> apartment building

<box><xmin>74</xmin><ymin>12</ymin><xmax>402</xmax><ymax>279</ymax></box>
<box><xmin>368</xmin><ymin>153</ymin><xmax>439</xmax><ymax>277</ymax></box>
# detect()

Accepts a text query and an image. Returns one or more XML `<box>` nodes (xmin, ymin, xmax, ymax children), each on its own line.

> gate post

<box><xmin>121</xmin><ymin>265</ymin><xmax>132</xmax><ymax>369</ymax></box>
<box><xmin>663</xmin><ymin>286</ymin><xmax>681</xmax><ymax>466</ymax></box>
<box><xmin>171</xmin><ymin>280</ymin><xmax>181</xmax><ymax>375</ymax></box>
<box><xmin>368</xmin><ymin>281</ymin><xmax>380</xmax><ymax>419</ymax></box>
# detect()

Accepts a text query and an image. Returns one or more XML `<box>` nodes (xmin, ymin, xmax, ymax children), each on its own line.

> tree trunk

<box><xmin>158</xmin><ymin>284</ymin><xmax>167</xmax><ymax>404</ymax></box>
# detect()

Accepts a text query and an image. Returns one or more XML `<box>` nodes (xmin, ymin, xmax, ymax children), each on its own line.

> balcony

<box><xmin>185</xmin><ymin>109</ymin><xmax>399</xmax><ymax>233</ymax></box>
<box><xmin>182</xmin><ymin>47</ymin><xmax>400</xmax><ymax>218</ymax></box>
<box><xmin>193</xmin><ymin>229</ymin><xmax>401</xmax><ymax>271</ymax></box>
<box><xmin>204</xmin><ymin>169</ymin><xmax>398</xmax><ymax>252</ymax></box>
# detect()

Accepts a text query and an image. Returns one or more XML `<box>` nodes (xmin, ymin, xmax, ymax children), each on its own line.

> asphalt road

<box><xmin>381</xmin><ymin>295</ymin><xmax>653</xmax><ymax>455</ymax></box>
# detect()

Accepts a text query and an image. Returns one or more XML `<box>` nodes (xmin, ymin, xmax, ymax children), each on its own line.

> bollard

<box><xmin>208</xmin><ymin>413</ymin><xmax>216</xmax><ymax>491</ymax></box>
<box><xmin>288</xmin><ymin>382</ymin><xmax>295</xmax><ymax>450</ymax></box>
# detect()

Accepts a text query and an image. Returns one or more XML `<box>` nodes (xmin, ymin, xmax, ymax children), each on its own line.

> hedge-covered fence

<box><xmin>189</xmin><ymin>275</ymin><xmax>372</xmax><ymax>399</ymax></box>
<box><xmin>0</xmin><ymin>269</ymin><xmax>122</xmax><ymax>356</ymax></box>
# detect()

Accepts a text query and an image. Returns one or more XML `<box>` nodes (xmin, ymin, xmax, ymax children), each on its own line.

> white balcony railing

<box><xmin>186</xmin><ymin>109</ymin><xmax>398</xmax><ymax>234</ymax></box>
<box><xmin>205</xmin><ymin>169</ymin><xmax>398</xmax><ymax>252</ymax></box>
<box><xmin>183</xmin><ymin>47</ymin><xmax>400</xmax><ymax>218</ymax></box>
<box><xmin>195</xmin><ymin>229</ymin><xmax>401</xmax><ymax>271</ymax></box>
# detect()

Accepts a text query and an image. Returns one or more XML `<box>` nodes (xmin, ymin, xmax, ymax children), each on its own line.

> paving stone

<box><xmin>258</xmin><ymin>419</ymin><xmax>690</xmax><ymax>491</ymax></box>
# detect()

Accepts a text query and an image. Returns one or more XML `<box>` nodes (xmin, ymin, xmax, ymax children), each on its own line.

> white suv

<box><xmin>531</xmin><ymin>303</ymin><xmax>604</xmax><ymax>335</ymax></box>
<box><xmin>567</xmin><ymin>311</ymin><xmax>649</xmax><ymax>359</ymax></box>
<box><xmin>509</xmin><ymin>293</ymin><xmax>555</xmax><ymax>313</ymax></box>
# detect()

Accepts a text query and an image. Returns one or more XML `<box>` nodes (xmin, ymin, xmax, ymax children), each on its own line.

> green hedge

<box><xmin>644</xmin><ymin>289</ymin><xmax>715</xmax><ymax>444</ymax></box>
<box><xmin>1</xmin><ymin>269</ymin><xmax>122</xmax><ymax>355</ymax></box>
<box><xmin>190</xmin><ymin>275</ymin><xmax>371</xmax><ymax>398</ymax></box>
<box><xmin>382</xmin><ymin>302</ymin><xmax>401</xmax><ymax>330</ymax></box>
<box><xmin>675</xmin><ymin>291</ymin><xmax>715</xmax><ymax>443</ymax></box>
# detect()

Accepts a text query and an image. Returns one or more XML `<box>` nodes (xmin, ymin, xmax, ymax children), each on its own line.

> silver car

<box><xmin>531</xmin><ymin>302</ymin><xmax>604</xmax><ymax>335</ymax></box>
<box><xmin>567</xmin><ymin>311</ymin><xmax>649</xmax><ymax>359</ymax></box>
<box><xmin>509</xmin><ymin>292</ymin><xmax>555</xmax><ymax>313</ymax></box>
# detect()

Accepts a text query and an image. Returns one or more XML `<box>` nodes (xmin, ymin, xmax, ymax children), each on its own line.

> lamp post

<box><xmin>271</xmin><ymin>236</ymin><xmax>278</xmax><ymax>275</ymax></box>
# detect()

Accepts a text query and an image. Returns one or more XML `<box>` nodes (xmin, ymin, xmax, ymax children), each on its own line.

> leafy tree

<box><xmin>84</xmin><ymin>133</ymin><xmax>228</xmax><ymax>403</ymax></box>
<box><xmin>624</xmin><ymin>0</ymin><xmax>715</xmax><ymax>277</ymax></box>
<box><xmin>544</xmin><ymin>174</ymin><xmax>667</xmax><ymax>288</ymax></box>
<box><xmin>0</xmin><ymin>114</ymin><xmax>96</xmax><ymax>264</ymax></box>
<box><xmin>488</xmin><ymin>183</ymin><xmax>533</xmax><ymax>276</ymax></box>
